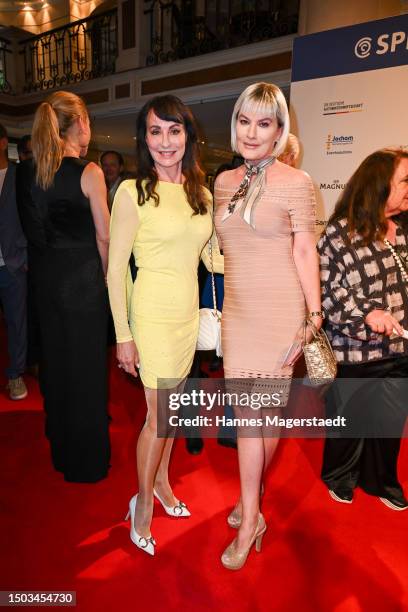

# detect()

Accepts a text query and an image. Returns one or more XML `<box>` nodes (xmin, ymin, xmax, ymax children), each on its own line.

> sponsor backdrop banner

<box><xmin>290</xmin><ymin>14</ymin><xmax>408</xmax><ymax>224</ymax></box>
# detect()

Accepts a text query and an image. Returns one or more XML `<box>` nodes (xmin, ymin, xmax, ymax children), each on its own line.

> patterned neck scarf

<box><xmin>222</xmin><ymin>156</ymin><xmax>276</xmax><ymax>229</ymax></box>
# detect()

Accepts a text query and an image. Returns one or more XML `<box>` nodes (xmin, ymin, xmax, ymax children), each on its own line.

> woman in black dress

<box><xmin>17</xmin><ymin>91</ymin><xmax>110</xmax><ymax>482</ymax></box>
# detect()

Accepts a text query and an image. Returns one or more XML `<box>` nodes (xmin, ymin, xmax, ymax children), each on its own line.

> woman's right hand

<box><xmin>117</xmin><ymin>340</ymin><xmax>140</xmax><ymax>377</ymax></box>
<box><xmin>365</xmin><ymin>309</ymin><xmax>404</xmax><ymax>337</ymax></box>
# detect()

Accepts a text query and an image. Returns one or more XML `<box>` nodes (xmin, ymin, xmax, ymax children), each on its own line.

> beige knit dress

<box><xmin>214</xmin><ymin>176</ymin><xmax>316</xmax><ymax>386</ymax></box>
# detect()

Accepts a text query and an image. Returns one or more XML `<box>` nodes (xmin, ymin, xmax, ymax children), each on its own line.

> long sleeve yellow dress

<box><xmin>107</xmin><ymin>179</ymin><xmax>223</xmax><ymax>389</ymax></box>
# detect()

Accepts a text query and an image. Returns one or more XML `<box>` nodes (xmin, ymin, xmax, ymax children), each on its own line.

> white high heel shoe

<box><xmin>125</xmin><ymin>494</ymin><xmax>156</xmax><ymax>556</ymax></box>
<box><xmin>153</xmin><ymin>489</ymin><xmax>191</xmax><ymax>517</ymax></box>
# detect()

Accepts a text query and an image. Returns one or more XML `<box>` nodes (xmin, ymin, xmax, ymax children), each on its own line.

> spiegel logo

<box><xmin>354</xmin><ymin>31</ymin><xmax>408</xmax><ymax>59</ymax></box>
<box><xmin>355</xmin><ymin>37</ymin><xmax>372</xmax><ymax>58</ymax></box>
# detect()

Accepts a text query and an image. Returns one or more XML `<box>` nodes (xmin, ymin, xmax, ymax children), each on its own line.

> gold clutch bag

<box><xmin>303</xmin><ymin>319</ymin><xmax>337</xmax><ymax>386</ymax></box>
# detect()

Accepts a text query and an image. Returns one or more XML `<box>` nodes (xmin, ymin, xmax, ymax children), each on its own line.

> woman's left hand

<box><xmin>117</xmin><ymin>340</ymin><xmax>140</xmax><ymax>377</ymax></box>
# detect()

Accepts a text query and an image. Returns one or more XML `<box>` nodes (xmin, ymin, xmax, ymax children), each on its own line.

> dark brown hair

<box><xmin>135</xmin><ymin>95</ymin><xmax>208</xmax><ymax>215</ymax></box>
<box><xmin>330</xmin><ymin>148</ymin><xmax>408</xmax><ymax>244</ymax></box>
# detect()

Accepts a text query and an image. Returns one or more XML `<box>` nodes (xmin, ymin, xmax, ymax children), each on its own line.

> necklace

<box><xmin>384</xmin><ymin>238</ymin><xmax>408</xmax><ymax>283</ymax></box>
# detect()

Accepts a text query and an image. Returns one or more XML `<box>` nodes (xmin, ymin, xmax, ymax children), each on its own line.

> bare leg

<box><xmin>261</xmin><ymin>409</ymin><xmax>281</xmax><ymax>479</ymax></box>
<box><xmin>153</xmin><ymin>437</ymin><xmax>176</xmax><ymax>505</ymax></box>
<box><xmin>134</xmin><ymin>380</ymin><xmax>186</xmax><ymax>536</ymax></box>
<box><xmin>231</xmin><ymin>411</ymin><xmax>280</xmax><ymax>519</ymax></box>
<box><xmin>263</xmin><ymin>437</ymin><xmax>280</xmax><ymax>469</ymax></box>
<box><xmin>153</xmin><ymin>378</ymin><xmax>187</xmax><ymax>505</ymax></box>
<box><xmin>235</xmin><ymin>436</ymin><xmax>264</xmax><ymax>549</ymax></box>
<box><xmin>134</xmin><ymin>386</ymin><xmax>168</xmax><ymax>537</ymax></box>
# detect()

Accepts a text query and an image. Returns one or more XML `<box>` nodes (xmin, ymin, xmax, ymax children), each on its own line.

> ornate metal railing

<box><xmin>0</xmin><ymin>37</ymin><xmax>13</xmax><ymax>94</ymax></box>
<box><xmin>19</xmin><ymin>9</ymin><xmax>118</xmax><ymax>93</ymax></box>
<box><xmin>144</xmin><ymin>0</ymin><xmax>299</xmax><ymax>65</ymax></box>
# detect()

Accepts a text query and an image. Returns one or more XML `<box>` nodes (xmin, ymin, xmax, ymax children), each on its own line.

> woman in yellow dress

<box><xmin>107</xmin><ymin>95</ymin><xmax>222</xmax><ymax>556</ymax></box>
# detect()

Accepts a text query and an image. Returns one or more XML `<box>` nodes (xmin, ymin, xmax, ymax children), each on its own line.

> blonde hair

<box><xmin>231</xmin><ymin>82</ymin><xmax>289</xmax><ymax>157</ymax></box>
<box><xmin>278</xmin><ymin>133</ymin><xmax>300</xmax><ymax>165</ymax></box>
<box><xmin>32</xmin><ymin>91</ymin><xmax>88</xmax><ymax>190</ymax></box>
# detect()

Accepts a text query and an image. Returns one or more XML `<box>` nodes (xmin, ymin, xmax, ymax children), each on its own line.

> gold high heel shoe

<box><xmin>227</xmin><ymin>484</ymin><xmax>265</xmax><ymax>529</ymax></box>
<box><xmin>221</xmin><ymin>514</ymin><xmax>266</xmax><ymax>570</ymax></box>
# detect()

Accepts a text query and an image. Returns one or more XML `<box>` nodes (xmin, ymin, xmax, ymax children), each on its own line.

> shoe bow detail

<box><xmin>138</xmin><ymin>535</ymin><xmax>156</xmax><ymax>548</ymax></box>
<box><xmin>173</xmin><ymin>501</ymin><xmax>187</xmax><ymax>516</ymax></box>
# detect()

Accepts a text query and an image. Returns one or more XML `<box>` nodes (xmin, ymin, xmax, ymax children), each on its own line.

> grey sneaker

<box><xmin>7</xmin><ymin>376</ymin><xmax>28</xmax><ymax>400</ymax></box>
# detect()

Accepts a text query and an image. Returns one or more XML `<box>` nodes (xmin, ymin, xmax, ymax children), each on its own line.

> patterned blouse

<box><xmin>317</xmin><ymin>217</ymin><xmax>408</xmax><ymax>364</ymax></box>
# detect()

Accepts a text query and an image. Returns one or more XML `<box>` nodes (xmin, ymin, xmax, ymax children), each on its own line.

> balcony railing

<box><xmin>144</xmin><ymin>0</ymin><xmax>299</xmax><ymax>65</ymax></box>
<box><xmin>19</xmin><ymin>9</ymin><xmax>118</xmax><ymax>93</ymax></box>
<box><xmin>0</xmin><ymin>37</ymin><xmax>13</xmax><ymax>94</ymax></box>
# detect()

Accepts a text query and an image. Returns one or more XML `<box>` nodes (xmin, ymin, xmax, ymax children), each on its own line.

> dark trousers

<box><xmin>322</xmin><ymin>357</ymin><xmax>408</xmax><ymax>498</ymax></box>
<box><xmin>0</xmin><ymin>265</ymin><xmax>27</xmax><ymax>379</ymax></box>
<box><xmin>26</xmin><ymin>267</ymin><xmax>41</xmax><ymax>367</ymax></box>
<box><xmin>322</xmin><ymin>437</ymin><xmax>402</xmax><ymax>497</ymax></box>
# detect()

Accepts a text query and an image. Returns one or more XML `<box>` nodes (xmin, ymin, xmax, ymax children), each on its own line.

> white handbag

<box><xmin>197</xmin><ymin>239</ymin><xmax>223</xmax><ymax>356</ymax></box>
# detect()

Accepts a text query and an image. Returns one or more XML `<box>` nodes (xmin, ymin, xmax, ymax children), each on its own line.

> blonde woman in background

<box><xmin>16</xmin><ymin>91</ymin><xmax>111</xmax><ymax>483</ymax></box>
<box><xmin>278</xmin><ymin>132</ymin><xmax>300</xmax><ymax>168</ymax></box>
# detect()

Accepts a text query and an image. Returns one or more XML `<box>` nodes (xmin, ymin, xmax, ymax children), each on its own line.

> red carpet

<box><xmin>1</xmin><ymin>323</ymin><xmax>407</xmax><ymax>611</ymax></box>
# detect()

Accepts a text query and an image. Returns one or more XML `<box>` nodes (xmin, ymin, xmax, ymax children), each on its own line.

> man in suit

<box><xmin>0</xmin><ymin>123</ymin><xmax>28</xmax><ymax>399</ymax></box>
<box><xmin>17</xmin><ymin>135</ymin><xmax>33</xmax><ymax>162</ymax></box>
<box><xmin>100</xmin><ymin>150</ymin><xmax>125</xmax><ymax>210</ymax></box>
<box><xmin>17</xmin><ymin>135</ymin><xmax>40</xmax><ymax>377</ymax></box>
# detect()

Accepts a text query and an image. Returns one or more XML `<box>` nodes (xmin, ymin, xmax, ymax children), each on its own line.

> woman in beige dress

<box><xmin>214</xmin><ymin>82</ymin><xmax>322</xmax><ymax>569</ymax></box>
